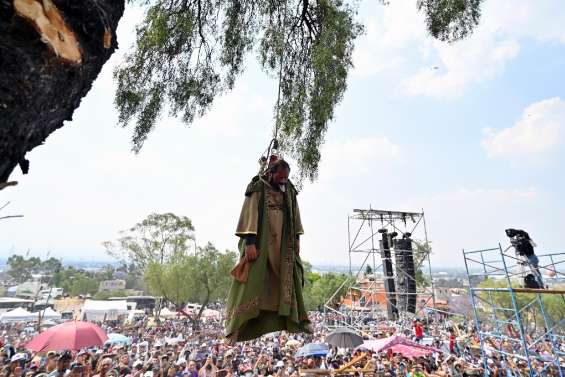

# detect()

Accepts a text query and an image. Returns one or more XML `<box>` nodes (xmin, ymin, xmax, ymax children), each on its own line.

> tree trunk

<box><xmin>0</xmin><ymin>0</ymin><xmax>125</xmax><ymax>182</ymax></box>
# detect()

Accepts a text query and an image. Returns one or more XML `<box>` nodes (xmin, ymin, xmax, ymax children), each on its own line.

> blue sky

<box><xmin>2</xmin><ymin>0</ymin><xmax>565</xmax><ymax>268</ymax></box>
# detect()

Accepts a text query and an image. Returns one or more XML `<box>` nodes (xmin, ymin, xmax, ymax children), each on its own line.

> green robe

<box><xmin>224</xmin><ymin>175</ymin><xmax>311</xmax><ymax>342</ymax></box>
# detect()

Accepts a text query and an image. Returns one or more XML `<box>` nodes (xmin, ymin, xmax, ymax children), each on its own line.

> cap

<box><xmin>11</xmin><ymin>353</ymin><xmax>26</xmax><ymax>362</ymax></box>
<box><xmin>133</xmin><ymin>360</ymin><xmax>143</xmax><ymax>368</ymax></box>
<box><xmin>144</xmin><ymin>372</ymin><xmax>154</xmax><ymax>377</ymax></box>
<box><xmin>47</xmin><ymin>351</ymin><xmax>59</xmax><ymax>358</ymax></box>
<box><xmin>176</xmin><ymin>358</ymin><xmax>187</xmax><ymax>366</ymax></box>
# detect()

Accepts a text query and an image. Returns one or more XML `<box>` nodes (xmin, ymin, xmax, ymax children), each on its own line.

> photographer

<box><xmin>505</xmin><ymin>229</ymin><xmax>544</xmax><ymax>288</ymax></box>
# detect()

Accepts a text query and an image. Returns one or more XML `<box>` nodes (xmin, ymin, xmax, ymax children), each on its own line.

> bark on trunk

<box><xmin>0</xmin><ymin>0</ymin><xmax>125</xmax><ymax>182</ymax></box>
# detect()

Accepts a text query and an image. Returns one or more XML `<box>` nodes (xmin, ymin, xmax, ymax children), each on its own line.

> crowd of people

<box><xmin>0</xmin><ymin>310</ymin><xmax>563</xmax><ymax>377</ymax></box>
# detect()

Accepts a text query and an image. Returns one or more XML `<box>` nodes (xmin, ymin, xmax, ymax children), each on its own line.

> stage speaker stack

<box><xmin>394</xmin><ymin>235</ymin><xmax>417</xmax><ymax>313</ymax></box>
<box><xmin>379</xmin><ymin>230</ymin><xmax>398</xmax><ymax>320</ymax></box>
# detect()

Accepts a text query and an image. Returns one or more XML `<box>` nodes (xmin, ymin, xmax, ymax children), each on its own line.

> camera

<box><xmin>505</xmin><ymin>228</ymin><xmax>534</xmax><ymax>256</ymax></box>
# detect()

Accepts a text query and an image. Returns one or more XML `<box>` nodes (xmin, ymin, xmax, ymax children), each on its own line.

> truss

<box><xmin>322</xmin><ymin>208</ymin><xmax>437</xmax><ymax>337</ymax></box>
<box><xmin>464</xmin><ymin>245</ymin><xmax>565</xmax><ymax>376</ymax></box>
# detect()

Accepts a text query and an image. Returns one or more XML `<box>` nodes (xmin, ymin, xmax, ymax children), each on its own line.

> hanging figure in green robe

<box><xmin>225</xmin><ymin>158</ymin><xmax>311</xmax><ymax>342</ymax></box>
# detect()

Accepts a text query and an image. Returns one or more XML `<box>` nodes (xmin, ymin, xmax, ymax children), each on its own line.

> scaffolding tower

<box><xmin>463</xmin><ymin>245</ymin><xmax>565</xmax><ymax>376</ymax></box>
<box><xmin>323</xmin><ymin>208</ymin><xmax>436</xmax><ymax>337</ymax></box>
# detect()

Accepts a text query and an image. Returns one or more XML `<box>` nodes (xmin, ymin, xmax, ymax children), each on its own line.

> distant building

<box><xmin>109</xmin><ymin>296</ymin><xmax>156</xmax><ymax>311</ymax></box>
<box><xmin>16</xmin><ymin>281</ymin><xmax>46</xmax><ymax>299</ymax></box>
<box><xmin>99</xmin><ymin>279</ymin><xmax>126</xmax><ymax>292</ymax></box>
<box><xmin>0</xmin><ymin>297</ymin><xmax>34</xmax><ymax>313</ymax></box>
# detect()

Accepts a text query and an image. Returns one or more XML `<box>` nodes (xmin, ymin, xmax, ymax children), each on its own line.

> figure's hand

<box><xmin>245</xmin><ymin>244</ymin><xmax>258</xmax><ymax>262</ymax></box>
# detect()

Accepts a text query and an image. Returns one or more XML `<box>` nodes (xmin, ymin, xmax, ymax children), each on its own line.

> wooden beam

<box><xmin>512</xmin><ymin>288</ymin><xmax>565</xmax><ymax>295</ymax></box>
<box><xmin>337</xmin><ymin>354</ymin><xmax>367</xmax><ymax>373</ymax></box>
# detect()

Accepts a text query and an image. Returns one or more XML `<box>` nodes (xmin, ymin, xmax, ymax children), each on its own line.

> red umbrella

<box><xmin>26</xmin><ymin>321</ymin><xmax>108</xmax><ymax>352</ymax></box>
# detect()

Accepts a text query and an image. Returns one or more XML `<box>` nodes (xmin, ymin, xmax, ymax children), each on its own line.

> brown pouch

<box><xmin>230</xmin><ymin>258</ymin><xmax>250</xmax><ymax>283</ymax></box>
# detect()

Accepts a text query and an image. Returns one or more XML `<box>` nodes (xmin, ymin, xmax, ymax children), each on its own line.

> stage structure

<box><xmin>323</xmin><ymin>208</ymin><xmax>436</xmax><ymax>336</ymax></box>
<box><xmin>464</xmin><ymin>245</ymin><xmax>565</xmax><ymax>376</ymax></box>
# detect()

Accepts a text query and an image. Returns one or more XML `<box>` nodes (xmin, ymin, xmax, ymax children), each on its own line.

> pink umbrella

<box><xmin>357</xmin><ymin>335</ymin><xmax>441</xmax><ymax>358</ymax></box>
<box><xmin>387</xmin><ymin>344</ymin><xmax>435</xmax><ymax>358</ymax></box>
<box><xmin>26</xmin><ymin>321</ymin><xmax>108</xmax><ymax>352</ymax></box>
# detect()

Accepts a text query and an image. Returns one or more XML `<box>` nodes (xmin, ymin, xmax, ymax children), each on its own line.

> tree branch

<box><xmin>0</xmin><ymin>215</ymin><xmax>23</xmax><ymax>221</ymax></box>
<box><xmin>197</xmin><ymin>0</ymin><xmax>206</xmax><ymax>45</ymax></box>
<box><xmin>0</xmin><ymin>182</ymin><xmax>18</xmax><ymax>191</ymax></box>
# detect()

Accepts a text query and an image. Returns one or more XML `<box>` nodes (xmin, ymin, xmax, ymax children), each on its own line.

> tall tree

<box><xmin>41</xmin><ymin>257</ymin><xmax>63</xmax><ymax>275</ymax></box>
<box><xmin>6</xmin><ymin>254</ymin><xmax>42</xmax><ymax>283</ymax></box>
<box><xmin>0</xmin><ymin>0</ymin><xmax>124</xmax><ymax>182</ymax></box>
<box><xmin>1</xmin><ymin>0</ymin><xmax>485</xmax><ymax>182</ymax></box>
<box><xmin>144</xmin><ymin>242</ymin><xmax>237</xmax><ymax>323</ymax></box>
<box><xmin>114</xmin><ymin>0</ymin><xmax>485</xmax><ymax>182</ymax></box>
<box><xmin>104</xmin><ymin>213</ymin><xmax>195</xmax><ymax>272</ymax></box>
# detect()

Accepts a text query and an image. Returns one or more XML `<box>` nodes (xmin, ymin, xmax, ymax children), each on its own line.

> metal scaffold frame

<box><xmin>322</xmin><ymin>208</ymin><xmax>437</xmax><ymax>337</ymax></box>
<box><xmin>463</xmin><ymin>244</ymin><xmax>565</xmax><ymax>377</ymax></box>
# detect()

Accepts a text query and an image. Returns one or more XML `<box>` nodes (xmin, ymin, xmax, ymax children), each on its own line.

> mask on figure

<box><xmin>270</xmin><ymin>165</ymin><xmax>289</xmax><ymax>192</ymax></box>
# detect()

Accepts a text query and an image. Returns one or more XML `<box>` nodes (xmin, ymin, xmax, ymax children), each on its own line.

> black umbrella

<box><xmin>325</xmin><ymin>328</ymin><xmax>364</xmax><ymax>348</ymax></box>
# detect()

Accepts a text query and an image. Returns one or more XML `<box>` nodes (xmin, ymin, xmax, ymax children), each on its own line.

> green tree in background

<box><xmin>144</xmin><ymin>242</ymin><xmax>237</xmax><ymax>323</ymax></box>
<box><xmin>6</xmin><ymin>255</ymin><xmax>62</xmax><ymax>283</ymax></box>
<box><xmin>94</xmin><ymin>290</ymin><xmax>128</xmax><ymax>300</ymax></box>
<box><xmin>41</xmin><ymin>257</ymin><xmax>63</xmax><ymax>275</ymax></box>
<box><xmin>69</xmin><ymin>275</ymin><xmax>99</xmax><ymax>296</ymax></box>
<box><xmin>303</xmin><ymin>267</ymin><xmax>349</xmax><ymax>311</ymax></box>
<box><xmin>104</xmin><ymin>213</ymin><xmax>195</xmax><ymax>272</ymax></box>
<box><xmin>115</xmin><ymin>0</ymin><xmax>484</xmax><ymax>182</ymax></box>
<box><xmin>6</xmin><ymin>255</ymin><xmax>37</xmax><ymax>283</ymax></box>
<box><xmin>365</xmin><ymin>264</ymin><xmax>373</xmax><ymax>276</ymax></box>
<box><xmin>413</xmin><ymin>241</ymin><xmax>432</xmax><ymax>289</ymax></box>
<box><xmin>478</xmin><ymin>279</ymin><xmax>565</xmax><ymax>331</ymax></box>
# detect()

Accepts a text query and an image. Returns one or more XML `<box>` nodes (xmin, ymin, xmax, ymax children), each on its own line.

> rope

<box><xmin>266</xmin><ymin>1</ymin><xmax>289</xmax><ymax>161</ymax></box>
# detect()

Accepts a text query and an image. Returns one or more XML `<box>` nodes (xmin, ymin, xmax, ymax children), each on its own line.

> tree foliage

<box><xmin>302</xmin><ymin>264</ymin><xmax>349</xmax><ymax>311</ymax></box>
<box><xmin>411</xmin><ymin>241</ymin><xmax>432</xmax><ymax>289</ymax></box>
<box><xmin>418</xmin><ymin>0</ymin><xmax>483</xmax><ymax>42</ymax></box>
<box><xmin>478</xmin><ymin>279</ymin><xmax>565</xmax><ymax>331</ymax></box>
<box><xmin>6</xmin><ymin>255</ymin><xmax>62</xmax><ymax>284</ymax></box>
<box><xmin>103</xmin><ymin>212</ymin><xmax>195</xmax><ymax>272</ymax></box>
<box><xmin>115</xmin><ymin>0</ymin><xmax>483</xmax><ymax>182</ymax></box>
<box><xmin>144</xmin><ymin>242</ymin><xmax>237</xmax><ymax>322</ymax></box>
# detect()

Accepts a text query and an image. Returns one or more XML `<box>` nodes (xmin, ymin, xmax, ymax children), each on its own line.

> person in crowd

<box><xmin>48</xmin><ymin>352</ymin><xmax>72</xmax><ymax>377</ymax></box>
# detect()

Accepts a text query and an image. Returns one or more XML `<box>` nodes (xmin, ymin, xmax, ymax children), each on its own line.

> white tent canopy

<box><xmin>34</xmin><ymin>307</ymin><xmax>62</xmax><ymax>321</ymax></box>
<box><xmin>160</xmin><ymin>307</ymin><xmax>178</xmax><ymax>318</ymax></box>
<box><xmin>82</xmin><ymin>300</ymin><xmax>128</xmax><ymax>321</ymax></box>
<box><xmin>0</xmin><ymin>307</ymin><xmax>36</xmax><ymax>323</ymax></box>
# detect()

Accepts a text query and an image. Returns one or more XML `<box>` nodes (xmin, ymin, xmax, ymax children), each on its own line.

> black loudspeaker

<box><xmin>394</xmin><ymin>236</ymin><xmax>417</xmax><ymax>313</ymax></box>
<box><xmin>379</xmin><ymin>232</ymin><xmax>398</xmax><ymax>320</ymax></box>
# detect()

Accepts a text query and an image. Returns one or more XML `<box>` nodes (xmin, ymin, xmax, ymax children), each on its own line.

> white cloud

<box><xmin>354</xmin><ymin>0</ymin><xmax>565</xmax><ymax>98</ymax></box>
<box><xmin>402</xmin><ymin>34</ymin><xmax>520</xmax><ymax>98</ymax></box>
<box><xmin>482</xmin><ymin>97</ymin><xmax>565</xmax><ymax>161</ymax></box>
<box><xmin>319</xmin><ymin>136</ymin><xmax>402</xmax><ymax>179</ymax></box>
<box><xmin>352</xmin><ymin>1</ymin><xmax>426</xmax><ymax>76</ymax></box>
<box><xmin>403</xmin><ymin>187</ymin><xmax>543</xmax><ymax>266</ymax></box>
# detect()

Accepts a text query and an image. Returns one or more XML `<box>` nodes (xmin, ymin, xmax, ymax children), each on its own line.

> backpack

<box><xmin>524</xmin><ymin>274</ymin><xmax>541</xmax><ymax>289</ymax></box>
